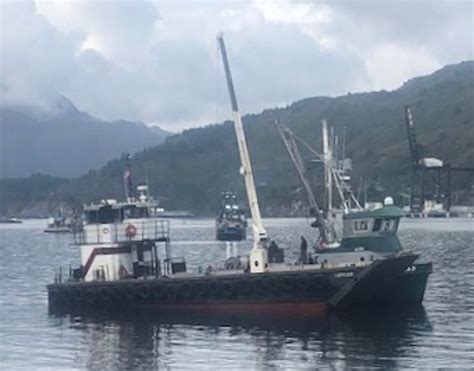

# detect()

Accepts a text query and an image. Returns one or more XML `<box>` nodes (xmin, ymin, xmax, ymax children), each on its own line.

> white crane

<box><xmin>217</xmin><ymin>33</ymin><xmax>268</xmax><ymax>273</ymax></box>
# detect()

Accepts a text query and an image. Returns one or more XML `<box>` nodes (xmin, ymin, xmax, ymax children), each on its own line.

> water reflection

<box><xmin>52</xmin><ymin>306</ymin><xmax>432</xmax><ymax>369</ymax></box>
<box><xmin>6</xmin><ymin>218</ymin><xmax>472</xmax><ymax>369</ymax></box>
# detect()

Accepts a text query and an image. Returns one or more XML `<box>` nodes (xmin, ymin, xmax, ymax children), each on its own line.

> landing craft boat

<box><xmin>216</xmin><ymin>192</ymin><xmax>247</xmax><ymax>241</ymax></box>
<box><xmin>44</xmin><ymin>207</ymin><xmax>73</xmax><ymax>233</ymax></box>
<box><xmin>0</xmin><ymin>217</ymin><xmax>22</xmax><ymax>224</ymax></box>
<box><xmin>47</xmin><ymin>197</ymin><xmax>431</xmax><ymax>314</ymax></box>
<box><xmin>47</xmin><ymin>34</ymin><xmax>431</xmax><ymax>315</ymax></box>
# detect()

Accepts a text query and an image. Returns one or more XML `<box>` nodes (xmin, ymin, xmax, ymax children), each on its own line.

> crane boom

<box><xmin>404</xmin><ymin>105</ymin><xmax>421</xmax><ymax>170</ymax></box>
<box><xmin>217</xmin><ymin>33</ymin><xmax>268</xmax><ymax>272</ymax></box>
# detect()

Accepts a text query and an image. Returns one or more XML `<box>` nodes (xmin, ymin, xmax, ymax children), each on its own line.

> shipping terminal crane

<box><xmin>217</xmin><ymin>33</ymin><xmax>269</xmax><ymax>273</ymax></box>
<box><xmin>404</xmin><ymin>106</ymin><xmax>474</xmax><ymax>216</ymax></box>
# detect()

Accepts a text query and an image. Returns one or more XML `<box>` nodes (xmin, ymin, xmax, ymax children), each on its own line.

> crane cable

<box><xmin>215</xmin><ymin>43</ymin><xmax>221</xmax><ymax>125</ymax></box>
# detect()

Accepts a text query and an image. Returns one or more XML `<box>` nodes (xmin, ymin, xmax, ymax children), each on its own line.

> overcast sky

<box><xmin>1</xmin><ymin>0</ymin><xmax>472</xmax><ymax>131</ymax></box>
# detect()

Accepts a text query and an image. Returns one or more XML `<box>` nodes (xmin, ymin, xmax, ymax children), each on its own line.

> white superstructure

<box><xmin>72</xmin><ymin>186</ymin><xmax>173</xmax><ymax>282</ymax></box>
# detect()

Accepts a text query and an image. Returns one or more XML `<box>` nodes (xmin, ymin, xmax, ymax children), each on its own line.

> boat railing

<box><xmin>72</xmin><ymin>219</ymin><xmax>170</xmax><ymax>245</ymax></box>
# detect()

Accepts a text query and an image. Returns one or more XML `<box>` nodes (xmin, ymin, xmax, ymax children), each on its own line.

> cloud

<box><xmin>0</xmin><ymin>1</ymin><xmax>78</xmax><ymax>106</ymax></box>
<box><xmin>0</xmin><ymin>0</ymin><xmax>472</xmax><ymax>130</ymax></box>
<box><xmin>35</xmin><ymin>0</ymin><xmax>158</xmax><ymax>67</ymax></box>
<box><xmin>364</xmin><ymin>44</ymin><xmax>440</xmax><ymax>90</ymax></box>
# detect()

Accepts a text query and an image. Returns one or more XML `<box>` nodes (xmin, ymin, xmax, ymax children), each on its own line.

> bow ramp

<box><xmin>328</xmin><ymin>253</ymin><xmax>419</xmax><ymax>310</ymax></box>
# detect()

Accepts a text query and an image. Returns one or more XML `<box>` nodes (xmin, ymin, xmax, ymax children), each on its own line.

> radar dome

<box><xmin>384</xmin><ymin>196</ymin><xmax>394</xmax><ymax>206</ymax></box>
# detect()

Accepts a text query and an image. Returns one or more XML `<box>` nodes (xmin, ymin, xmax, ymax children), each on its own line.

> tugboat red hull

<box><xmin>139</xmin><ymin>301</ymin><xmax>329</xmax><ymax>317</ymax></box>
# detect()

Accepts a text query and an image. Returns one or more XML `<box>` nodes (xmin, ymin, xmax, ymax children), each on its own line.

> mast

<box><xmin>217</xmin><ymin>33</ymin><xmax>268</xmax><ymax>273</ymax></box>
<box><xmin>124</xmin><ymin>153</ymin><xmax>134</xmax><ymax>202</ymax></box>
<box><xmin>322</xmin><ymin>121</ymin><xmax>362</xmax><ymax>214</ymax></box>
<box><xmin>322</xmin><ymin>120</ymin><xmax>332</xmax><ymax>212</ymax></box>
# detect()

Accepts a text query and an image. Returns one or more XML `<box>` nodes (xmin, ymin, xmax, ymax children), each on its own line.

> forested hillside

<box><xmin>1</xmin><ymin>61</ymin><xmax>473</xmax><ymax>216</ymax></box>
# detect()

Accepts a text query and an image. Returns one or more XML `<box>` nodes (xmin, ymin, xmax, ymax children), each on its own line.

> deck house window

<box><xmin>354</xmin><ymin>220</ymin><xmax>368</xmax><ymax>231</ymax></box>
<box><xmin>383</xmin><ymin>219</ymin><xmax>393</xmax><ymax>232</ymax></box>
<box><xmin>98</xmin><ymin>207</ymin><xmax>119</xmax><ymax>223</ymax></box>
<box><xmin>124</xmin><ymin>206</ymin><xmax>149</xmax><ymax>219</ymax></box>
<box><xmin>373</xmin><ymin>218</ymin><xmax>382</xmax><ymax>232</ymax></box>
<box><xmin>85</xmin><ymin>206</ymin><xmax>121</xmax><ymax>224</ymax></box>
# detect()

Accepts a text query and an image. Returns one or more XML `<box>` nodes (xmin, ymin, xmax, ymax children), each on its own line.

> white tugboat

<box><xmin>72</xmin><ymin>189</ymin><xmax>173</xmax><ymax>282</ymax></box>
<box><xmin>69</xmin><ymin>154</ymin><xmax>175</xmax><ymax>282</ymax></box>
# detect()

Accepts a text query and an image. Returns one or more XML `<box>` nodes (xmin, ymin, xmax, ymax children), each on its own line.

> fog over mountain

<box><xmin>0</xmin><ymin>95</ymin><xmax>168</xmax><ymax>178</ymax></box>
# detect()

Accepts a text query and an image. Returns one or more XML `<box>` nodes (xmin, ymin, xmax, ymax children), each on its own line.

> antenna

<box><xmin>124</xmin><ymin>153</ymin><xmax>134</xmax><ymax>201</ymax></box>
<box><xmin>145</xmin><ymin>164</ymin><xmax>151</xmax><ymax>200</ymax></box>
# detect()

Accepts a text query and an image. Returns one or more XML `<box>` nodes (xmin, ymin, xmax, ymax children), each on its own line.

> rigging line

<box><xmin>294</xmin><ymin>135</ymin><xmax>323</xmax><ymax>160</ymax></box>
<box><xmin>215</xmin><ymin>42</ymin><xmax>221</xmax><ymax>125</ymax></box>
<box><xmin>331</xmin><ymin>169</ymin><xmax>348</xmax><ymax>214</ymax></box>
<box><xmin>282</xmin><ymin>125</ymin><xmax>323</xmax><ymax>160</ymax></box>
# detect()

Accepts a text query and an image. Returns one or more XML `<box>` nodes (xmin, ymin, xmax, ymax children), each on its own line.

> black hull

<box><xmin>328</xmin><ymin>258</ymin><xmax>431</xmax><ymax>310</ymax></box>
<box><xmin>48</xmin><ymin>255</ymin><xmax>431</xmax><ymax>315</ymax></box>
<box><xmin>44</xmin><ymin>228</ymin><xmax>72</xmax><ymax>233</ymax></box>
<box><xmin>370</xmin><ymin>262</ymin><xmax>431</xmax><ymax>305</ymax></box>
<box><xmin>216</xmin><ymin>227</ymin><xmax>246</xmax><ymax>241</ymax></box>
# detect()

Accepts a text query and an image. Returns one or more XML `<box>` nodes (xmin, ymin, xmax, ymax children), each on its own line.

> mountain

<box><xmin>0</xmin><ymin>95</ymin><xmax>169</xmax><ymax>178</ymax></box>
<box><xmin>1</xmin><ymin>61</ymin><xmax>473</xmax><ymax>216</ymax></box>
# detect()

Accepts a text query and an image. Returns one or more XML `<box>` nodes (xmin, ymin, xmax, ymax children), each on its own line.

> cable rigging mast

<box><xmin>276</xmin><ymin>120</ymin><xmax>362</xmax><ymax>244</ymax></box>
<box><xmin>274</xmin><ymin>120</ymin><xmax>329</xmax><ymax>243</ymax></box>
<box><xmin>322</xmin><ymin>120</ymin><xmax>362</xmax><ymax>214</ymax></box>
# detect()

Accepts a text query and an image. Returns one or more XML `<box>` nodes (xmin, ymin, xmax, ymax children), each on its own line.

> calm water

<box><xmin>0</xmin><ymin>217</ymin><xmax>473</xmax><ymax>369</ymax></box>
